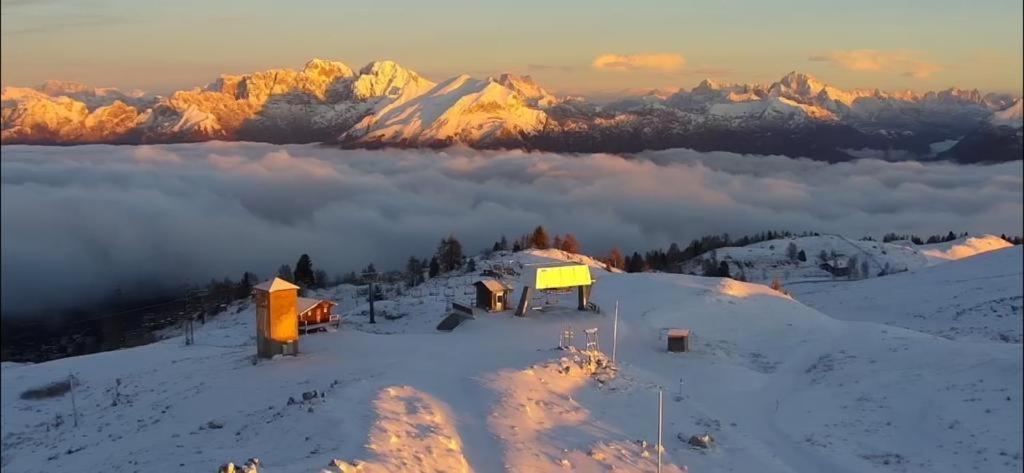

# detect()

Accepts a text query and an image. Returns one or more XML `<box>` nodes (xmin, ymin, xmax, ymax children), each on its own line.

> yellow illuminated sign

<box><xmin>534</xmin><ymin>265</ymin><xmax>592</xmax><ymax>290</ymax></box>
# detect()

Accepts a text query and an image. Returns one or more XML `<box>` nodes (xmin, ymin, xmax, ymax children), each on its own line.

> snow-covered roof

<box><xmin>475</xmin><ymin>280</ymin><xmax>511</xmax><ymax>293</ymax></box>
<box><xmin>667</xmin><ymin>329</ymin><xmax>692</xmax><ymax>338</ymax></box>
<box><xmin>253</xmin><ymin>277</ymin><xmax>299</xmax><ymax>292</ymax></box>
<box><xmin>297</xmin><ymin>297</ymin><xmax>333</xmax><ymax>315</ymax></box>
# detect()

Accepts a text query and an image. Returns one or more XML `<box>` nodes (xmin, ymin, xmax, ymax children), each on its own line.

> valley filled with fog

<box><xmin>2</xmin><ymin>143</ymin><xmax>1022</xmax><ymax>316</ymax></box>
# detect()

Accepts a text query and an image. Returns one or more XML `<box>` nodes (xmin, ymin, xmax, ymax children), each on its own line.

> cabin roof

<box><xmin>667</xmin><ymin>329</ymin><xmax>692</xmax><ymax>338</ymax></box>
<box><xmin>475</xmin><ymin>279</ymin><xmax>512</xmax><ymax>293</ymax></box>
<box><xmin>253</xmin><ymin>277</ymin><xmax>300</xmax><ymax>292</ymax></box>
<box><xmin>297</xmin><ymin>297</ymin><xmax>333</xmax><ymax>315</ymax></box>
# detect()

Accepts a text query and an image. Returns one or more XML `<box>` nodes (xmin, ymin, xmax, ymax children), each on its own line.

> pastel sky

<box><xmin>2</xmin><ymin>0</ymin><xmax>1022</xmax><ymax>96</ymax></box>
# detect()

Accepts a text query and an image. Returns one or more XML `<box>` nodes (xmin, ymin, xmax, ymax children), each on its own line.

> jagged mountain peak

<box><xmin>924</xmin><ymin>87</ymin><xmax>985</xmax><ymax>105</ymax></box>
<box><xmin>489</xmin><ymin>73</ymin><xmax>556</xmax><ymax>107</ymax></box>
<box><xmin>302</xmin><ymin>58</ymin><xmax>354</xmax><ymax>80</ymax></box>
<box><xmin>36</xmin><ymin>80</ymin><xmax>93</xmax><ymax>96</ymax></box>
<box><xmin>694</xmin><ymin>78</ymin><xmax>731</xmax><ymax>91</ymax></box>
<box><xmin>358</xmin><ymin>60</ymin><xmax>413</xmax><ymax>77</ymax></box>
<box><xmin>771</xmin><ymin>71</ymin><xmax>827</xmax><ymax>99</ymax></box>
<box><xmin>350</xmin><ymin>60</ymin><xmax>434</xmax><ymax>101</ymax></box>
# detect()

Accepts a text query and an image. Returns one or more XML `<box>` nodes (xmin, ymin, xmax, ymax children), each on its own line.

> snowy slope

<box><xmin>682</xmin><ymin>234</ymin><xmax>1012</xmax><ymax>285</ymax></box>
<box><xmin>707</xmin><ymin>96</ymin><xmax>837</xmax><ymax>122</ymax></box>
<box><xmin>915</xmin><ymin>234</ymin><xmax>1014</xmax><ymax>262</ymax></box>
<box><xmin>2</xmin><ymin>248</ymin><xmax>1021</xmax><ymax>473</ymax></box>
<box><xmin>989</xmin><ymin>99</ymin><xmax>1023</xmax><ymax>129</ymax></box>
<box><xmin>790</xmin><ymin>246</ymin><xmax>1023</xmax><ymax>343</ymax></box>
<box><xmin>680</xmin><ymin>234</ymin><xmax>929</xmax><ymax>284</ymax></box>
<box><xmin>344</xmin><ymin>74</ymin><xmax>549</xmax><ymax>146</ymax></box>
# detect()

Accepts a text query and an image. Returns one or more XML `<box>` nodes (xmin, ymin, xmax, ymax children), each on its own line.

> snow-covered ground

<box><xmin>680</xmin><ymin>234</ymin><xmax>1012</xmax><ymax>284</ymax></box>
<box><xmin>916</xmin><ymin>235</ymin><xmax>1016</xmax><ymax>262</ymax></box>
<box><xmin>790</xmin><ymin>246</ymin><xmax>1023</xmax><ymax>343</ymax></box>
<box><xmin>2</xmin><ymin>247</ymin><xmax>1021</xmax><ymax>472</ymax></box>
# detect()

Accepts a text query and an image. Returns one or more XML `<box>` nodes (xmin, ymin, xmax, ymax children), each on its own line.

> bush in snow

<box><xmin>20</xmin><ymin>379</ymin><xmax>73</xmax><ymax>400</ymax></box>
<box><xmin>219</xmin><ymin>458</ymin><xmax>260</xmax><ymax>473</ymax></box>
<box><xmin>687</xmin><ymin>433</ymin><xmax>715</xmax><ymax>449</ymax></box>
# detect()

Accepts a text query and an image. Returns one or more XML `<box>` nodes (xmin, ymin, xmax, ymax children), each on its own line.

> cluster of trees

<box><xmin>881</xmin><ymin>231</ymin><xmax>967</xmax><ymax>245</ymax></box>
<box><xmin>701</xmin><ymin>257</ymin><xmax>733</xmax><ymax>278</ymax></box>
<box><xmin>785</xmin><ymin>242</ymin><xmax>807</xmax><ymax>262</ymax></box>
<box><xmin>275</xmin><ymin>254</ymin><xmax>332</xmax><ymax>292</ymax></box>
<box><xmin>605</xmin><ymin>230</ymin><xmax>816</xmax><ymax>274</ymax></box>
<box><xmin>492</xmin><ymin>227</ymin><xmax>582</xmax><ymax>254</ymax></box>
<box><xmin>1000</xmin><ymin>234</ymin><xmax>1024</xmax><ymax>245</ymax></box>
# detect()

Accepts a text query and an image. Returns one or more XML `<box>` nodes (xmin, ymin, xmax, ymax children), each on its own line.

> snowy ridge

<box><xmin>2</xmin><ymin>245</ymin><xmax>1020</xmax><ymax>472</ymax></box>
<box><xmin>681</xmin><ymin>234</ymin><xmax>1012</xmax><ymax>284</ymax></box>
<box><xmin>989</xmin><ymin>99</ymin><xmax>1023</xmax><ymax>128</ymax></box>
<box><xmin>791</xmin><ymin>246</ymin><xmax>1023</xmax><ymax>343</ymax></box>
<box><xmin>345</xmin><ymin>74</ymin><xmax>549</xmax><ymax>146</ymax></box>
<box><xmin>918</xmin><ymin>234</ymin><xmax>1014</xmax><ymax>261</ymax></box>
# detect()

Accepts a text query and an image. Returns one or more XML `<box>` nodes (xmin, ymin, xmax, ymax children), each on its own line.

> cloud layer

<box><xmin>810</xmin><ymin>49</ymin><xmax>941</xmax><ymax>78</ymax></box>
<box><xmin>592</xmin><ymin>53</ymin><xmax>685</xmax><ymax>72</ymax></box>
<box><xmin>1</xmin><ymin>143</ymin><xmax>1021</xmax><ymax>315</ymax></box>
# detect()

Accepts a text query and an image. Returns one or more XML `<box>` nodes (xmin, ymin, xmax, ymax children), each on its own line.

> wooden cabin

<box><xmin>474</xmin><ymin>280</ymin><xmax>513</xmax><ymax>312</ymax></box>
<box><xmin>667</xmin><ymin>329</ymin><xmax>692</xmax><ymax>352</ymax></box>
<box><xmin>297</xmin><ymin>297</ymin><xmax>339</xmax><ymax>333</ymax></box>
<box><xmin>252</xmin><ymin>278</ymin><xmax>300</xmax><ymax>358</ymax></box>
<box><xmin>819</xmin><ymin>261</ymin><xmax>850</xmax><ymax>277</ymax></box>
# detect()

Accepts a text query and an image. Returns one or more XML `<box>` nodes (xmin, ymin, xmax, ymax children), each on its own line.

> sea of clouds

<box><xmin>2</xmin><ymin>143</ymin><xmax>1021</xmax><ymax>315</ymax></box>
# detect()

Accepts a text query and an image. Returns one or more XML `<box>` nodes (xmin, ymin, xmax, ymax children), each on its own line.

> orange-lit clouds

<box><xmin>592</xmin><ymin>53</ymin><xmax>685</xmax><ymax>72</ymax></box>
<box><xmin>810</xmin><ymin>49</ymin><xmax>940</xmax><ymax>79</ymax></box>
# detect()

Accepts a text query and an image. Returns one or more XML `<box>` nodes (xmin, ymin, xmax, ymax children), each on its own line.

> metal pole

<box><xmin>657</xmin><ymin>389</ymin><xmax>663</xmax><ymax>473</ymax></box>
<box><xmin>368</xmin><ymin>279</ymin><xmax>376</xmax><ymax>324</ymax></box>
<box><xmin>183</xmin><ymin>292</ymin><xmax>191</xmax><ymax>345</ymax></box>
<box><xmin>612</xmin><ymin>301</ymin><xmax>619</xmax><ymax>362</ymax></box>
<box><xmin>69</xmin><ymin>374</ymin><xmax>78</xmax><ymax>428</ymax></box>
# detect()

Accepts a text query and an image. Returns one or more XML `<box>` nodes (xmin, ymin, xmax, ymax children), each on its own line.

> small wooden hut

<box><xmin>667</xmin><ymin>329</ymin><xmax>692</xmax><ymax>353</ymax></box>
<box><xmin>474</xmin><ymin>280</ymin><xmax>513</xmax><ymax>312</ymax></box>
<box><xmin>297</xmin><ymin>297</ymin><xmax>339</xmax><ymax>333</ymax></box>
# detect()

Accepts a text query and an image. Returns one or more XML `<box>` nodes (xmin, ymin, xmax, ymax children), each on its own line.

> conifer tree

<box><xmin>561</xmin><ymin>234</ymin><xmax>581</xmax><ymax>254</ymax></box>
<box><xmin>531</xmin><ymin>226</ymin><xmax>550</xmax><ymax>249</ymax></box>
<box><xmin>294</xmin><ymin>254</ymin><xmax>316</xmax><ymax>288</ymax></box>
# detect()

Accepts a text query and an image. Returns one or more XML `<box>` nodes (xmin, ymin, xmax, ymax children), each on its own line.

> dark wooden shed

<box><xmin>667</xmin><ymin>329</ymin><xmax>692</xmax><ymax>352</ymax></box>
<box><xmin>474</xmin><ymin>280</ymin><xmax>512</xmax><ymax>312</ymax></box>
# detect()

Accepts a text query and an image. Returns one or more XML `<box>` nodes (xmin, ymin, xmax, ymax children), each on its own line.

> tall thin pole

<box><xmin>612</xmin><ymin>301</ymin><xmax>619</xmax><ymax>363</ymax></box>
<box><xmin>657</xmin><ymin>389</ymin><xmax>663</xmax><ymax>473</ymax></box>
<box><xmin>368</xmin><ymin>278</ymin><xmax>376</xmax><ymax>324</ymax></box>
<box><xmin>69</xmin><ymin>374</ymin><xmax>78</xmax><ymax>428</ymax></box>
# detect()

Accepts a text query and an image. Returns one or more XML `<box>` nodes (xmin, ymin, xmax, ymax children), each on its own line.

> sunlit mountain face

<box><xmin>3</xmin><ymin>59</ymin><xmax>1021</xmax><ymax>162</ymax></box>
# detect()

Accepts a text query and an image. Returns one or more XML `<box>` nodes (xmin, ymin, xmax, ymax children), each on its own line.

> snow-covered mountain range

<box><xmin>3</xmin><ymin>59</ymin><xmax>1022</xmax><ymax>162</ymax></box>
